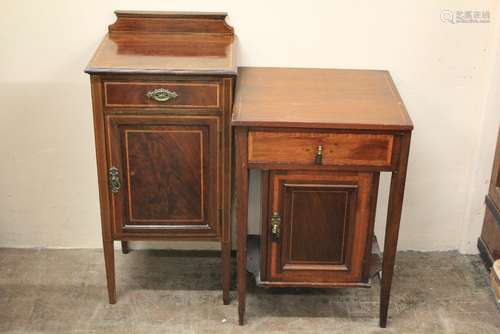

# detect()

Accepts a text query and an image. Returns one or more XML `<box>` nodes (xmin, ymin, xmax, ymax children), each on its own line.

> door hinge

<box><xmin>271</xmin><ymin>212</ymin><xmax>281</xmax><ymax>241</ymax></box>
<box><xmin>108</xmin><ymin>167</ymin><xmax>121</xmax><ymax>193</ymax></box>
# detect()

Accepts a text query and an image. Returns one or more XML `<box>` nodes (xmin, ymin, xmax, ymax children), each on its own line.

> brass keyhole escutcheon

<box><xmin>315</xmin><ymin>145</ymin><xmax>323</xmax><ymax>165</ymax></box>
<box><xmin>271</xmin><ymin>212</ymin><xmax>281</xmax><ymax>241</ymax></box>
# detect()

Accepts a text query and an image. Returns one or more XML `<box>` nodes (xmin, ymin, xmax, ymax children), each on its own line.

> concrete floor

<box><xmin>0</xmin><ymin>249</ymin><xmax>499</xmax><ymax>334</ymax></box>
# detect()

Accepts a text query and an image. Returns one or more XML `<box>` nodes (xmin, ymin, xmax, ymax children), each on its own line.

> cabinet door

<box><xmin>263</xmin><ymin>171</ymin><xmax>375</xmax><ymax>284</ymax></box>
<box><xmin>106</xmin><ymin>115</ymin><xmax>220</xmax><ymax>238</ymax></box>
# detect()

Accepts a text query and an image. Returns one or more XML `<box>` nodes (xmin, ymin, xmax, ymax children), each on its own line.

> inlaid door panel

<box><xmin>263</xmin><ymin>171</ymin><xmax>375</xmax><ymax>284</ymax></box>
<box><xmin>107</xmin><ymin>115</ymin><xmax>220</xmax><ymax>237</ymax></box>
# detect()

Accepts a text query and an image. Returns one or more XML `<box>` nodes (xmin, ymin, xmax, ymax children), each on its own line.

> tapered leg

<box><xmin>103</xmin><ymin>240</ymin><xmax>116</xmax><ymax>304</ymax></box>
<box><xmin>380</xmin><ymin>134</ymin><xmax>411</xmax><ymax>327</ymax></box>
<box><xmin>121</xmin><ymin>241</ymin><xmax>129</xmax><ymax>254</ymax></box>
<box><xmin>235</xmin><ymin>128</ymin><xmax>249</xmax><ymax>325</ymax></box>
<box><xmin>90</xmin><ymin>78</ymin><xmax>116</xmax><ymax>305</ymax></box>
<box><xmin>222</xmin><ymin>241</ymin><xmax>231</xmax><ymax>304</ymax></box>
<box><xmin>221</xmin><ymin>77</ymin><xmax>234</xmax><ymax>306</ymax></box>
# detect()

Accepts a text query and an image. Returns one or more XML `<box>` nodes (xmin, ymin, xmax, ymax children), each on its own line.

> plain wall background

<box><xmin>1</xmin><ymin>1</ymin><xmax>499</xmax><ymax>253</ymax></box>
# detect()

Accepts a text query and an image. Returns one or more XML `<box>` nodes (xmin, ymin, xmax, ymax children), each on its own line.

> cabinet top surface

<box><xmin>232</xmin><ymin>67</ymin><xmax>413</xmax><ymax>131</ymax></box>
<box><xmin>85</xmin><ymin>11</ymin><xmax>236</xmax><ymax>76</ymax></box>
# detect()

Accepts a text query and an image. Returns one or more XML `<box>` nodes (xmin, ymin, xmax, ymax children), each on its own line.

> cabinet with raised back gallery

<box><xmin>85</xmin><ymin>11</ymin><xmax>236</xmax><ymax>304</ymax></box>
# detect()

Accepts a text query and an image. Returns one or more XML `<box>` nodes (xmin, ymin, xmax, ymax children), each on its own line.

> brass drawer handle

<box><xmin>146</xmin><ymin>88</ymin><xmax>178</xmax><ymax>102</ymax></box>
<box><xmin>315</xmin><ymin>145</ymin><xmax>323</xmax><ymax>165</ymax></box>
<box><xmin>271</xmin><ymin>212</ymin><xmax>281</xmax><ymax>241</ymax></box>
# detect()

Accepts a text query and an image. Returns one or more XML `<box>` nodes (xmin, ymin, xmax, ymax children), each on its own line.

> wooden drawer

<box><xmin>248</xmin><ymin>131</ymin><xmax>394</xmax><ymax>167</ymax></box>
<box><xmin>104</xmin><ymin>81</ymin><xmax>221</xmax><ymax>109</ymax></box>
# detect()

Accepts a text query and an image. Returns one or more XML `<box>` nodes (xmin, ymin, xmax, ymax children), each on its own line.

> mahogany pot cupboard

<box><xmin>232</xmin><ymin>68</ymin><xmax>413</xmax><ymax>327</ymax></box>
<box><xmin>85</xmin><ymin>11</ymin><xmax>236</xmax><ymax>305</ymax></box>
<box><xmin>86</xmin><ymin>11</ymin><xmax>413</xmax><ymax>328</ymax></box>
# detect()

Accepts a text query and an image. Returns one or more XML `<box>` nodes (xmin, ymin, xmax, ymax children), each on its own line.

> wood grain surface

<box><xmin>232</xmin><ymin>67</ymin><xmax>413</xmax><ymax>130</ymax></box>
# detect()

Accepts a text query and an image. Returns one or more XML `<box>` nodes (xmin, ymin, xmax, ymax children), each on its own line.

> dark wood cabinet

<box><xmin>85</xmin><ymin>11</ymin><xmax>236</xmax><ymax>305</ymax></box>
<box><xmin>260</xmin><ymin>171</ymin><xmax>378</xmax><ymax>286</ymax></box>
<box><xmin>233</xmin><ymin>67</ymin><xmax>413</xmax><ymax>327</ymax></box>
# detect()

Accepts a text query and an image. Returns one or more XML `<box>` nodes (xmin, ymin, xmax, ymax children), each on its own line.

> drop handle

<box><xmin>146</xmin><ymin>88</ymin><xmax>178</xmax><ymax>102</ymax></box>
<box><xmin>315</xmin><ymin>145</ymin><xmax>323</xmax><ymax>165</ymax></box>
<box><xmin>271</xmin><ymin>212</ymin><xmax>281</xmax><ymax>241</ymax></box>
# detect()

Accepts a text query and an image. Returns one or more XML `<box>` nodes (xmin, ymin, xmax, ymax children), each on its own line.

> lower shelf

<box><xmin>247</xmin><ymin>235</ymin><xmax>382</xmax><ymax>289</ymax></box>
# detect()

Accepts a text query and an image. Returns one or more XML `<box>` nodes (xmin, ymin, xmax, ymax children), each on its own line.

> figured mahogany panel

<box><xmin>284</xmin><ymin>185</ymin><xmax>356</xmax><ymax>264</ymax></box>
<box><xmin>107</xmin><ymin>115</ymin><xmax>219</xmax><ymax>236</ymax></box>
<box><xmin>126</xmin><ymin>129</ymin><xmax>204</xmax><ymax>222</ymax></box>
<box><xmin>248</xmin><ymin>131</ymin><xmax>393</xmax><ymax>167</ymax></box>
<box><xmin>264</xmin><ymin>171</ymin><xmax>375</xmax><ymax>284</ymax></box>
<box><xmin>104</xmin><ymin>81</ymin><xmax>220</xmax><ymax>109</ymax></box>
